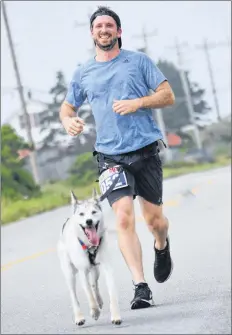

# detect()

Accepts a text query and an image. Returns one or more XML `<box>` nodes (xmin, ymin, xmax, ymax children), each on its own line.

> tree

<box><xmin>39</xmin><ymin>70</ymin><xmax>96</xmax><ymax>154</ymax></box>
<box><xmin>155</xmin><ymin>60</ymin><xmax>213</xmax><ymax>131</ymax></box>
<box><xmin>39</xmin><ymin>71</ymin><xmax>69</xmax><ymax>149</ymax></box>
<box><xmin>1</xmin><ymin>125</ymin><xmax>39</xmax><ymax>199</ymax></box>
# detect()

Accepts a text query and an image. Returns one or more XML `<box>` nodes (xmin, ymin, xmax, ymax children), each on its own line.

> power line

<box><xmin>132</xmin><ymin>25</ymin><xmax>158</xmax><ymax>54</ymax></box>
<box><xmin>194</xmin><ymin>39</ymin><xmax>230</xmax><ymax>122</ymax></box>
<box><xmin>167</xmin><ymin>38</ymin><xmax>230</xmax><ymax>123</ymax></box>
<box><xmin>2</xmin><ymin>1</ymin><xmax>40</xmax><ymax>184</ymax></box>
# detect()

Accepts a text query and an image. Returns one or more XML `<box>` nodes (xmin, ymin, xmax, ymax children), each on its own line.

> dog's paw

<box><xmin>97</xmin><ymin>295</ymin><xmax>103</xmax><ymax>309</ymax></box>
<box><xmin>90</xmin><ymin>307</ymin><xmax>101</xmax><ymax>320</ymax></box>
<box><xmin>75</xmin><ymin>318</ymin><xmax>85</xmax><ymax>326</ymax></box>
<box><xmin>112</xmin><ymin>318</ymin><xmax>122</xmax><ymax>325</ymax></box>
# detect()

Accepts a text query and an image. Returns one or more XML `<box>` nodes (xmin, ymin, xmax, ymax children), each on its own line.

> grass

<box><xmin>163</xmin><ymin>155</ymin><xmax>231</xmax><ymax>179</ymax></box>
<box><xmin>1</xmin><ymin>182</ymin><xmax>98</xmax><ymax>225</ymax></box>
<box><xmin>1</xmin><ymin>156</ymin><xmax>230</xmax><ymax>225</ymax></box>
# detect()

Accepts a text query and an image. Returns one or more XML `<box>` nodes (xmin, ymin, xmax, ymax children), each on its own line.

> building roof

<box><xmin>167</xmin><ymin>132</ymin><xmax>182</xmax><ymax>147</ymax></box>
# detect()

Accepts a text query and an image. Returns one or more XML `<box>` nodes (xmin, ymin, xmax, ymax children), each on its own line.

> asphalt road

<box><xmin>1</xmin><ymin>167</ymin><xmax>231</xmax><ymax>334</ymax></box>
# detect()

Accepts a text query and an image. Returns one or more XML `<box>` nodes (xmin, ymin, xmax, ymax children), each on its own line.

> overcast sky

<box><xmin>1</xmin><ymin>1</ymin><xmax>231</xmax><ymax>124</ymax></box>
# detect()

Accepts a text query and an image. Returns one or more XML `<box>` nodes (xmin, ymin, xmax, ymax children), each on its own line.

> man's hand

<box><xmin>112</xmin><ymin>99</ymin><xmax>141</xmax><ymax>115</ymax></box>
<box><xmin>62</xmin><ymin>116</ymin><xmax>85</xmax><ymax>136</ymax></box>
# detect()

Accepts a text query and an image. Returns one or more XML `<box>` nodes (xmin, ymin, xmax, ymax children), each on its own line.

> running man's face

<box><xmin>91</xmin><ymin>15</ymin><xmax>122</xmax><ymax>51</ymax></box>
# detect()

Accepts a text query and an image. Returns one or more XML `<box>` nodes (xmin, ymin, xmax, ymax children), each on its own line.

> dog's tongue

<box><xmin>85</xmin><ymin>227</ymin><xmax>100</xmax><ymax>246</ymax></box>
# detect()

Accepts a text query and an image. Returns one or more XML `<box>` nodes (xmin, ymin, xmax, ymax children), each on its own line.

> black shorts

<box><xmin>95</xmin><ymin>141</ymin><xmax>163</xmax><ymax>207</ymax></box>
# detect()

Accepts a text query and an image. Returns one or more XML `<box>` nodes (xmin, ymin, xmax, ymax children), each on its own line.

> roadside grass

<box><xmin>1</xmin><ymin>156</ymin><xmax>230</xmax><ymax>225</ymax></box>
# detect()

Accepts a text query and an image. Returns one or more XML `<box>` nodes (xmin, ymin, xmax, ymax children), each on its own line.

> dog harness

<box><xmin>62</xmin><ymin>219</ymin><xmax>102</xmax><ymax>266</ymax></box>
<box><xmin>78</xmin><ymin>237</ymin><xmax>103</xmax><ymax>266</ymax></box>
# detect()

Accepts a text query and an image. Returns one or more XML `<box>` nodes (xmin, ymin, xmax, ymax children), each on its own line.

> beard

<box><xmin>94</xmin><ymin>36</ymin><xmax>118</xmax><ymax>51</ymax></box>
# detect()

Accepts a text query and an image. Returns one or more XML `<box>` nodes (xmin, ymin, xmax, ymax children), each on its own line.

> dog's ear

<box><xmin>70</xmin><ymin>190</ymin><xmax>78</xmax><ymax>213</ymax></box>
<box><xmin>92</xmin><ymin>187</ymin><xmax>101</xmax><ymax>209</ymax></box>
<box><xmin>92</xmin><ymin>187</ymin><xmax>98</xmax><ymax>200</ymax></box>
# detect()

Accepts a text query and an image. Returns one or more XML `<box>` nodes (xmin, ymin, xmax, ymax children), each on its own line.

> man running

<box><xmin>60</xmin><ymin>6</ymin><xmax>175</xmax><ymax>310</ymax></box>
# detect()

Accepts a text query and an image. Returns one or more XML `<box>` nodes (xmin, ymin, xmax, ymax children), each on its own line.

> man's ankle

<box><xmin>133</xmin><ymin>278</ymin><xmax>146</xmax><ymax>285</ymax></box>
<box><xmin>154</xmin><ymin>239</ymin><xmax>167</xmax><ymax>250</ymax></box>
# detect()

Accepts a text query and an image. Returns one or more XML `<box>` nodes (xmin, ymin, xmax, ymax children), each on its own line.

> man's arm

<box><xmin>60</xmin><ymin>65</ymin><xmax>86</xmax><ymax>136</ymax></box>
<box><xmin>60</xmin><ymin>101</ymin><xmax>85</xmax><ymax>136</ymax></box>
<box><xmin>113</xmin><ymin>54</ymin><xmax>175</xmax><ymax>115</ymax></box>
<box><xmin>60</xmin><ymin>101</ymin><xmax>76</xmax><ymax>121</ymax></box>
<box><xmin>139</xmin><ymin>80</ymin><xmax>175</xmax><ymax>109</ymax></box>
<box><xmin>138</xmin><ymin>53</ymin><xmax>175</xmax><ymax>108</ymax></box>
<box><xmin>113</xmin><ymin>81</ymin><xmax>175</xmax><ymax>115</ymax></box>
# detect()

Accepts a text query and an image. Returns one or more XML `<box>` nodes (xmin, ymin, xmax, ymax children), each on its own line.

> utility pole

<box><xmin>202</xmin><ymin>39</ymin><xmax>221</xmax><ymax>121</ymax></box>
<box><xmin>173</xmin><ymin>38</ymin><xmax>202</xmax><ymax>149</ymax></box>
<box><xmin>2</xmin><ymin>1</ymin><xmax>40</xmax><ymax>184</ymax></box>
<box><xmin>156</xmin><ymin>109</ymin><xmax>172</xmax><ymax>162</ymax></box>
<box><xmin>195</xmin><ymin>39</ymin><xmax>230</xmax><ymax>122</ymax></box>
<box><xmin>133</xmin><ymin>25</ymin><xmax>172</xmax><ymax>162</ymax></box>
<box><xmin>132</xmin><ymin>25</ymin><xmax>158</xmax><ymax>54</ymax></box>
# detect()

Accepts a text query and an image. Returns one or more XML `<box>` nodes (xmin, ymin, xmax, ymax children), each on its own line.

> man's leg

<box><xmin>96</xmin><ymin>152</ymin><xmax>153</xmax><ymax>308</ymax></box>
<box><xmin>139</xmin><ymin>199</ymin><xmax>169</xmax><ymax>250</ymax></box>
<box><xmin>139</xmin><ymin>198</ymin><xmax>173</xmax><ymax>283</ymax></box>
<box><xmin>111</xmin><ymin>195</ymin><xmax>153</xmax><ymax>309</ymax></box>
<box><xmin>135</xmin><ymin>148</ymin><xmax>173</xmax><ymax>283</ymax></box>
<box><xmin>112</xmin><ymin>196</ymin><xmax>145</xmax><ymax>284</ymax></box>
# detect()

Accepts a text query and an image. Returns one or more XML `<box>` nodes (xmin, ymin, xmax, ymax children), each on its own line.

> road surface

<box><xmin>1</xmin><ymin>167</ymin><xmax>231</xmax><ymax>334</ymax></box>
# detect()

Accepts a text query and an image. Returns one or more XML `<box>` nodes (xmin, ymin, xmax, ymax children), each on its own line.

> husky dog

<box><xmin>57</xmin><ymin>189</ymin><xmax>121</xmax><ymax>326</ymax></box>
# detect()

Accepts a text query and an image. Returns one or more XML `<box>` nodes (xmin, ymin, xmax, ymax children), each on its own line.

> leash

<box><xmin>93</xmin><ymin>150</ymin><xmax>123</xmax><ymax>202</ymax></box>
<box><xmin>99</xmin><ymin>166</ymin><xmax>124</xmax><ymax>202</ymax></box>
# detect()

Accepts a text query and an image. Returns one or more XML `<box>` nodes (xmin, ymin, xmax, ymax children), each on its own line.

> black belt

<box><xmin>94</xmin><ymin>140</ymin><xmax>166</xmax><ymax>202</ymax></box>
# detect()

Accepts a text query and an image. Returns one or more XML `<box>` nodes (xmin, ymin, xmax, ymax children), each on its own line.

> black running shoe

<box><xmin>131</xmin><ymin>282</ymin><xmax>154</xmax><ymax>310</ymax></box>
<box><xmin>154</xmin><ymin>237</ymin><xmax>173</xmax><ymax>283</ymax></box>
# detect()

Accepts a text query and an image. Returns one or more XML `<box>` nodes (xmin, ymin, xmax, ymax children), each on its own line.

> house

<box><xmin>3</xmin><ymin>99</ymin><xmax>94</xmax><ymax>150</ymax></box>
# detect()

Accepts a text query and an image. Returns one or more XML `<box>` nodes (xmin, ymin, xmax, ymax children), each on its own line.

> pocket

<box><xmin>152</xmin><ymin>152</ymin><xmax>163</xmax><ymax>168</ymax></box>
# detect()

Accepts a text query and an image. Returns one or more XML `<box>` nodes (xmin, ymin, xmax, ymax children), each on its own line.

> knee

<box><xmin>116</xmin><ymin>210</ymin><xmax>134</xmax><ymax>232</ymax></box>
<box><xmin>144</xmin><ymin>212</ymin><xmax>167</xmax><ymax>231</ymax></box>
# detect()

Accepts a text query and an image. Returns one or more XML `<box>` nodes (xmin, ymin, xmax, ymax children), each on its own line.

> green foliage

<box><xmin>1</xmin><ymin>125</ymin><xmax>40</xmax><ymax>200</ymax></box>
<box><xmin>164</xmin><ymin>161</ymin><xmax>199</xmax><ymax>169</ymax></box>
<box><xmin>2</xmin><ymin>156</ymin><xmax>230</xmax><ymax>224</ymax></box>
<box><xmin>1</xmin><ymin>124</ymin><xmax>28</xmax><ymax>168</ymax></box>
<box><xmin>1</xmin><ymin>181</ymin><xmax>98</xmax><ymax>224</ymax></box>
<box><xmin>68</xmin><ymin>152</ymin><xmax>98</xmax><ymax>186</ymax></box>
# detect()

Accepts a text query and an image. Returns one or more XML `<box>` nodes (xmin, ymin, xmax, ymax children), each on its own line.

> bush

<box><xmin>1</xmin><ymin>124</ymin><xmax>40</xmax><ymax>200</ymax></box>
<box><xmin>68</xmin><ymin>152</ymin><xmax>98</xmax><ymax>186</ymax></box>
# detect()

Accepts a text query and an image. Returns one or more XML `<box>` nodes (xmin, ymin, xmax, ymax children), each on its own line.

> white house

<box><xmin>3</xmin><ymin>99</ymin><xmax>94</xmax><ymax>149</ymax></box>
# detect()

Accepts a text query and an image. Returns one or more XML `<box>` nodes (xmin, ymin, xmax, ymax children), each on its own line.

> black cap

<box><xmin>90</xmin><ymin>6</ymin><xmax>122</xmax><ymax>49</ymax></box>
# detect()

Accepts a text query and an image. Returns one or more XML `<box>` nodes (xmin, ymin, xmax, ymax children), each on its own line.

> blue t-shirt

<box><xmin>65</xmin><ymin>49</ymin><xmax>166</xmax><ymax>155</ymax></box>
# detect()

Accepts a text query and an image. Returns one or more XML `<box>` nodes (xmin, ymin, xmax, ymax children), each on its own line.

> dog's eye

<box><xmin>79</xmin><ymin>213</ymin><xmax>84</xmax><ymax>216</ymax></box>
<box><xmin>92</xmin><ymin>211</ymin><xmax>97</xmax><ymax>215</ymax></box>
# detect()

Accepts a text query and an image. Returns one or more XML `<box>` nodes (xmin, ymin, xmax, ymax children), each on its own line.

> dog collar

<box><xmin>78</xmin><ymin>237</ymin><xmax>101</xmax><ymax>251</ymax></box>
<box><xmin>78</xmin><ymin>238</ymin><xmax>88</xmax><ymax>251</ymax></box>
